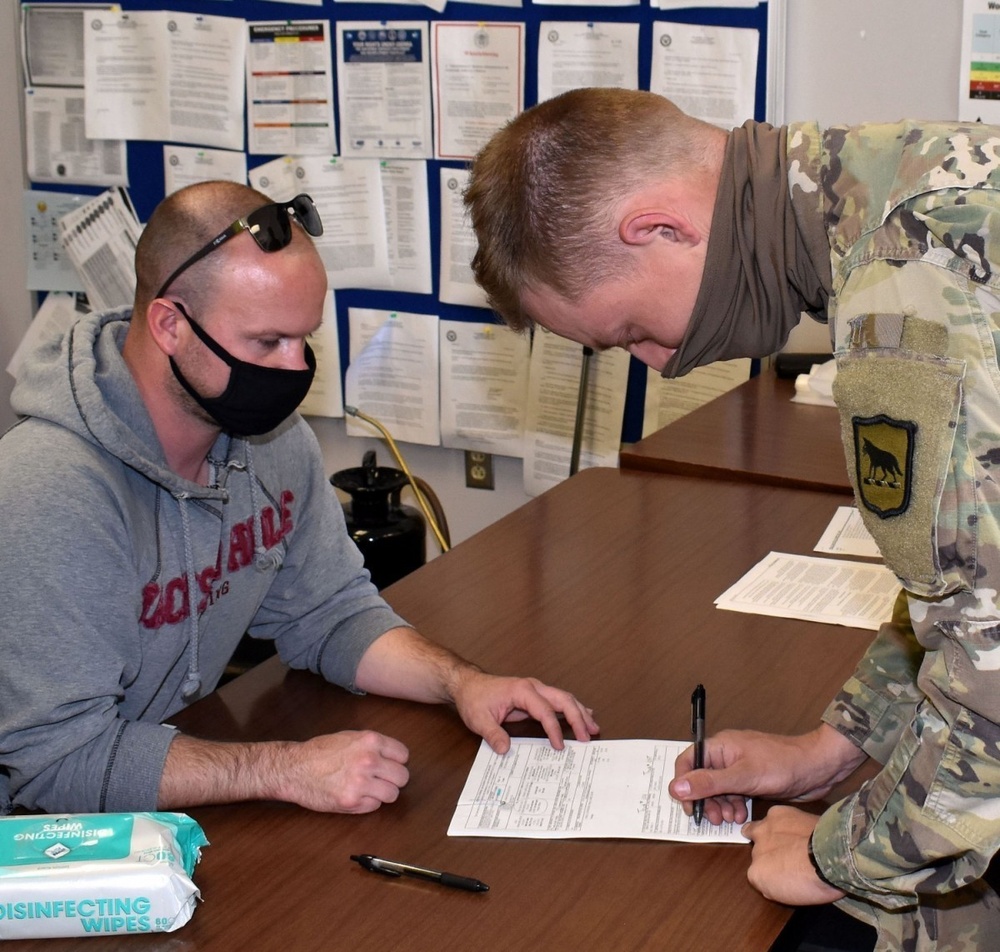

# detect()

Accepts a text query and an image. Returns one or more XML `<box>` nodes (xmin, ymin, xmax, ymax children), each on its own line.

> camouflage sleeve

<box><xmin>811</xmin><ymin>243</ymin><xmax>1000</xmax><ymax>908</ymax></box>
<box><xmin>812</xmin><ymin>597</ymin><xmax>1000</xmax><ymax>909</ymax></box>
<box><xmin>811</xmin><ymin>314</ymin><xmax>1000</xmax><ymax>906</ymax></box>
<box><xmin>785</xmin><ymin>118</ymin><xmax>1000</xmax><ymax>929</ymax></box>
<box><xmin>820</xmin><ymin>590</ymin><xmax>924</xmax><ymax>765</ymax></box>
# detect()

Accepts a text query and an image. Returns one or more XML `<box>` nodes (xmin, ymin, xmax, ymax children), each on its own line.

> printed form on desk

<box><xmin>714</xmin><ymin>507</ymin><xmax>897</xmax><ymax>631</ymax></box>
<box><xmin>715</xmin><ymin>552</ymin><xmax>899</xmax><ymax>631</ymax></box>
<box><xmin>448</xmin><ymin>738</ymin><xmax>748</xmax><ymax>844</ymax></box>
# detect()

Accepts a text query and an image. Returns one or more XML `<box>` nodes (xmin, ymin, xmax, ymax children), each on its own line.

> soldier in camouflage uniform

<box><xmin>464</xmin><ymin>87</ymin><xmax>1000</xmax><ymax>950</ymax></box>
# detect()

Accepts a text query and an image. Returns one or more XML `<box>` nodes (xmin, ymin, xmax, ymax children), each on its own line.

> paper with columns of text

<box><xmin>715</xmin><ymin>551</ymin><xmax>899</xmax><ymax>631</ymax></box>
<box><xmin>448</xmin><ymin>738</ymin><xmax>749</xmax><ymax>843</ymax></box>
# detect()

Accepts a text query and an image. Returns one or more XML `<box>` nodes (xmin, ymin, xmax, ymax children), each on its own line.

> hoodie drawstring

<box><xmin>244</xmin><ymin>446</ymin><xmax>284</xmax><ymax>572</ymax></box>
<box><xmin>173</xmin><ymin>442</ymin><xmax>283</xmax><ymax>701</ymax></box>
<box><xmin>174</xmin><ymin>491</ymin><xmax>203</xmax><ymax>700</ymax></box>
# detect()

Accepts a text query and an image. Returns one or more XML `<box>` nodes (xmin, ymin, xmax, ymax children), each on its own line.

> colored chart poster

<box><xmin>960</xmin><ymin>0</ymin><xmax>1000</xmax><ymax>122</ymax></box>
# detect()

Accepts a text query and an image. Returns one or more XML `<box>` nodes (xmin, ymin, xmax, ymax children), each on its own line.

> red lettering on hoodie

<box><xmin>262</xmin><ymin>491</ymin><xmax>294</xmax><ymax>548</ymax></box>
<box><xmin>140</xmin><ymin>582</ymin><xmax>163</xmax><ymax>629</ymax></box>
<box><xmin>139</xmin><ymin>492</ymin><xmax>297</xmax><ymax>630</ymax></box>
<box><xmin>228</xmin><ymin>520</ymin><xmax>254</xmax><ymax>572</ymax></box>
<box><xmin>197</xmin><ymin>547</ymin><xmax>223</xmax><ymax>614</ymax></box>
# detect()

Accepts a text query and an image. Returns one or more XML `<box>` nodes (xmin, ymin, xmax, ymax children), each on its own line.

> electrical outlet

<box><xmin>464</xmin><ymin>450</ymin><xmax>494</xmax><ymax>490</ymax></box>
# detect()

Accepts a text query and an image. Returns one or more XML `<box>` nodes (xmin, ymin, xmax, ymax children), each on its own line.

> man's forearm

<box><xmin>157</xmin><ymin>733</ymin><xmax>292</xmax><ymax>808</ymax></box>
<box><xmin>158</xmin><ymin>728</ymin><xmax>411</xmax><ymax>814</ymax></box>
<box><xmin>353</xmin><ymin>625</ymin><xmax>480</xmax><ymax>705</ymax></box>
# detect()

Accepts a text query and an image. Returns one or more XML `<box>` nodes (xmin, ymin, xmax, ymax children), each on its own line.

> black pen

<box><xmin>691</xmin><ymin>684</ymin><xmax>706</xmax><ymax>824</ymax></box>
<box><xmin>350</xmin><ymin>854</ymin><xmax>489</xmax><ymax>893</ymax></box>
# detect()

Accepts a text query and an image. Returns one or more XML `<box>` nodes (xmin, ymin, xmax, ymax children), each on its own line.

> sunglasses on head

<box><xmin>156</xmin><ymin>194</ymin><xmax>324</xmax><ymax>298</ymax></box>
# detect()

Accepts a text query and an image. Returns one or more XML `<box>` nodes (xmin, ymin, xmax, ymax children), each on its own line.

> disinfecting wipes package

<box><xmin>0</xmin><ymin>812</ymin><xmax>209</xmax><ymax>939</ymax></box>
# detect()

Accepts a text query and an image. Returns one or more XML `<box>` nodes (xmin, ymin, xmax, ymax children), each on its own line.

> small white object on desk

<box><xmin>792</xmin><ymin>359</ymin><xmax>837</xmax><ymax>407</ymax></box>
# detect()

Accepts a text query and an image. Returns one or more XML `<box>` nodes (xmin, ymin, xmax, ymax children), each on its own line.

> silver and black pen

<box><xmin>351</xmin><ymin>853</ymin><xmax>490</xmax><ymax>892</ymax></box>
<box><xmin>691</xmin><ymin>683</ymin><xmax>706</xmax><ymax>824</ymax></box>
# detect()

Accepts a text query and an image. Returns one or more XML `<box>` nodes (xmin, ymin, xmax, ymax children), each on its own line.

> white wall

<box><xmin>0</xmin><ymin>2</ymin><xmax>968</xmax><ymax>545</ymax></box>
<box><xmin>781</xmin><ymin>0</ymin><xmax>963</xmax><ymax>356</ymax></box>
<box><xmin>784</xmin><ymin>0</ymin><xmax>961</xmax><ymax>128</ymax></box>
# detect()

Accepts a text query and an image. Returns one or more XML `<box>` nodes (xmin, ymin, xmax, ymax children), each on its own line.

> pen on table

<box><xmin>691</xmin><ymin>683</ymin><xmax>706</xmax><ymax>825</ymax></box>
<box><xmin>350</xmin><ymin>854</ymin><xmax>490</xmax><ymax>893</ymax></box>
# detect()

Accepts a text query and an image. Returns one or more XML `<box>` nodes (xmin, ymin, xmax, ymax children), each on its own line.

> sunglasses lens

<box><xmin>291</xmin><ymin>195</ymin><xmax>324</xmax><ymax>237</ymax></box>
<box><xmin>247</xmin><ymin>204</ymin><xmax>293</xmax><ymax>252</ymax></box>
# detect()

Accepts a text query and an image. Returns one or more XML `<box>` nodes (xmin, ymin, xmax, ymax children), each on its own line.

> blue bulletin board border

<box><xmin>24</xmin><ymin>0</ymin><xmax>775</xmax><ymax>445</ymax></box>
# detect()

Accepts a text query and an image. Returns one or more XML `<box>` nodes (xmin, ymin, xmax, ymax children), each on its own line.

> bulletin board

<box><xmin>21</xmin><ymin>0</ymin><xmax>780</xmax><ymax>445</ymax></box>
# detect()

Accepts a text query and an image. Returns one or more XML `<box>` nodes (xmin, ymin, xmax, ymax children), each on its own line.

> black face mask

<box><xmin>169</xmin><ymin>303</ymin><xmax>316</xmax><ymax>437</ymax></box>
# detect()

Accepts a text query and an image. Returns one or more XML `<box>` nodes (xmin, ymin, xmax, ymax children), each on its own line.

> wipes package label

<box><xmin>0</xmin><ymin>815</ymin><xmax>134</xmax><ymax>866</ymax></box>
<box><xmin>0</xmin><ymin>812</ymin><xmax>208</xmax><ymax>939</ymax></box>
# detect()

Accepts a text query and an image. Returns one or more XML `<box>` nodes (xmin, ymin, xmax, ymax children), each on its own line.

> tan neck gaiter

<box><xmin>662</xmin><ymin>120</ymin><xmax>832</xmax><ymax>378</ymax></box>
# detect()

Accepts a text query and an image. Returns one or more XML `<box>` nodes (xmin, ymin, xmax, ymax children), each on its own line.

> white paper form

<box><xmin>84</xmin><ymin>11</ymin><xmax>164</xmax><ymax>142</ymax></box>
<box><xmin>534</xmin><ymin>0</ymin><xmax>638</xmax><ymax>9</ymax></box>
<box><xmin>715</xmin><ymin>552</ymin><xmax>900</xmax><ymax>632</ymax></box>
<box><xmin>523</xmin><ymin>328</ymin><xmax>629</xmax><ymax>497</ymax></box>
<box><xmin>21</xmin><ymin>2</ymin><xmax>117</xmax><ymax>88</ymax></box>
<box><xmin>58</xmin><ymin>188</ymin><xmax>140</xmax><ymax>311</ymax></box>
<box><xmin>6</xmin><ymin>292</ymin><xmax>85</xmax><ymax>381</ymax></box>
<box><xmin>345</xmin><ymin>308</ymin><xmax>441</xmax><ymax>446</ymax></box>
<box><xmin>163</xmin><ymin>146</ymin><xmax>247</xmax><ymax>195</ymax></box>
<box><xmin>24</xmin><ymin>190</ymin><xmax>87</xmax><ymax>292</ymax></box>
<box><xmin>371</xmin><ymin>160</ymin><xmax>432</xmax><ymax>294</ymax></box>
<box><xmin>815</xmin><ymin>508</ymin><xmax>882</xmax><ymax>560</ymax></box>
<box><xmin>537</xmin><ymin>21</ymin><xmax>639</xmax><ymax>104</ymax></box>
<box><xmin>449</xmin><ymin>739</ymin><xmax>749</xmax><ymax>843</ymax></box>
<box><xmin>649</xmin><ymin>21</ymin><xmax>758</xmax><ymax>129</ymax></box>
<box><xmin>438</xmin><ymin>166</ymin><xmax>489</xmax><ymax>308</ymax></box>
<box><xmin>247</xmin><ymin>21</ymin><xmax>337</xmax><ymax>156</ymax></box>
<box><xmin>163</xmin><ymin>12</ymin><xmax>246</xmax><ymax>152</ymax></box>
<box><xmin>25</xmin><ymin>88</ymin><xmax>127</xmax><ymax>188</ymax></box>
<box><xmin>335</xmin><ymin>0</ymin><xmax>446</xmax><ymax>14</ymax></box>
<box><xmin>641</xmin><ymin>359</ymin><xmax>750</xmax><ymax>437</ymax></box>
<box><xmin>336</xmin><ymin>22</ymin><xmax>433</xmax><ymax>160</ymax></box>
<box><xmin>654</xmin><ymin>0</ymin><xmax>759</xmax><ymax>8</ymax></box>
<box><xmin>431</xmin><ymin>22</ymin><xmax>525</xmax><ymax>160</ymax></box>
<box><xmin>440</xmin><ymin>320</ymin><xmax>530</xmax><ymax>457</ymax></box>
<box><xmin>84</xmin><ymin>11</ymin><xmax>246</xmax><ymax>151</ymax></box>
<box><xmin>250</xmin><ymin>155</ymin><xmax>391</xmax><ymax>290</ymax></box>
<box><xmin>298</xmin><ymin>291</ymin><xmax>344</xmax><ymax>419</ymax></box>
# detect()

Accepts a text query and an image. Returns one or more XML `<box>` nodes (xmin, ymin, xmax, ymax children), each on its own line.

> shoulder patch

<box><xmin>852</xmin><ymin>415</ymin><xmax>916</xmax><ymax>518</ymax></box>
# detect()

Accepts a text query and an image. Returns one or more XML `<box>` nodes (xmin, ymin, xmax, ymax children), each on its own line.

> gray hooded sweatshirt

<box><xmin>0</xmin><ymin>308</ymin><xmax>408</xmax><ymax>814</ymax></box>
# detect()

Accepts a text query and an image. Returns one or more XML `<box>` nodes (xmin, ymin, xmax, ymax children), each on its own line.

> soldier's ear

<box><xmin>620</xmin><ymin>210</ymin><xmax>700</xmax><ymax>247</ymax></box>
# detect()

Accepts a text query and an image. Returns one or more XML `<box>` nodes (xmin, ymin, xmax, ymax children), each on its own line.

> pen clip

<box><xmin>350</xmin><ymin>854</ymin><xmax>401</xmax><ymax>878</ymax></box>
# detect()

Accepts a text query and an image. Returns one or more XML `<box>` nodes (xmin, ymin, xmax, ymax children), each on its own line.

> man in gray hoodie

<box><xmin>0</xmin><ymin>180</ymin><xmax>598</xmax><ymax>816</ymax></box>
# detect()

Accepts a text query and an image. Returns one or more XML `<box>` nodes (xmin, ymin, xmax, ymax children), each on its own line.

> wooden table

<box><xmin>10</xmin><ymin>469</ymin><xmax>876</xmax><ymax>951</ymax></box>
<box><xmin>621</xmin><ymin>372</ymin><xmax>853</xmax><ymax>494</ymax></box>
